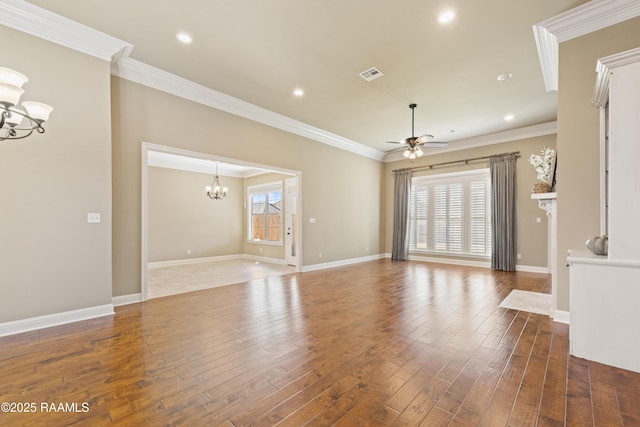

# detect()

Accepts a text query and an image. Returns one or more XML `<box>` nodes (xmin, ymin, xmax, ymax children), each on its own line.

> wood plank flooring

<box><xmin>1</xmin><ymin>259</ymin><xmax>639</xmax><ymax>426</ymax></box>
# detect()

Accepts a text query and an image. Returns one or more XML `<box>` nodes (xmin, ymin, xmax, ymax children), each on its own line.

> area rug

<box><xmin>499</xmin><ymin>290</ymin><xmax>552</xmax><ymax>316</ymax></box>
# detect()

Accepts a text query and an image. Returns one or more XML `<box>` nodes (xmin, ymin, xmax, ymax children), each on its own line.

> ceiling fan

<box><xmin>386</xmin><ymin>104</ymin><xmax>448</xmax><ymax>159</ymax></box>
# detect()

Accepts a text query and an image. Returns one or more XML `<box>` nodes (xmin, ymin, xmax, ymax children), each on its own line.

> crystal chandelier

<box><xmin>0</xmin><ymin>67</ymin><xmax>53</xmax><ymax>141</ymax></box>
<box><xmin>206</xmin><ymin>163</ymin><xmax>228</xmax><ymax>200</ymax></box>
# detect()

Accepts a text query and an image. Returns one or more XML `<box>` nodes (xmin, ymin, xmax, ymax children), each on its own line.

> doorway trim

<box><xmin>285</xmin><ymin>176</ymin><xmax>298</xmax><ymax>266</ymax></box>
<box><xmin>141</xmin><ymin>141</ymin><xmax>303</xmax><ymax>301</ymax></box>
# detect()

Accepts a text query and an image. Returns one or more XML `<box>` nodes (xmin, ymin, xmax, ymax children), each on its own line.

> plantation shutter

<box><xmin>469</xmin><ymin>178</ymin><xmax>491</xmax><ymax>254</ymax></box>
<box><xmin>448</xmin><ymin>183</ymin><xmax>463</xmax><ymax>252</ymax></box>
<box><xmin>410</xmin><ymin>185</ymin><xmax>428</xmax><ymax>250</ymax></box>
<box><xmin>408</xmin><ymin>169</ymin><xmax>491</xmax><ymax>257</ymax></box>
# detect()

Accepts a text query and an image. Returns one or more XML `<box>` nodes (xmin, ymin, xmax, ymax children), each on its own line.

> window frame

<box><xmin>409</xmin><ymin>168</ymin><xmax>491</xmax><ymax>258</ymax></box>
<box><xmin>247</xmin><ymin>181</ymin><xmax>284</xmax><ymax>246</ymax></box>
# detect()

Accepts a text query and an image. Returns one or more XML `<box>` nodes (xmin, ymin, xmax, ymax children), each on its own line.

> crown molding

<box><xmin>147</xmin><ymin>150</ymin><xmax>268</xmax><ymax>178</ymax></box>
<box><xmin>384</xmin><ymin>122</ymin><xmax>558</xmax><ymax>163</ymax></box>
<box><xmin>0</xmin><ymin>1</ymin><xmax>383</xmax><ymax>160</ymax></box>
<box><xmin>0</xmin><ymin>0</ymin><xmax>132</xmax><ymax>62</ymax></box>
<box><xmin>592</xmin><ymin>46</ymin><xmax>640</xmax><ymax>108</ymax></box>
<box><xmin>534</xmin><ymin>0</ymin><xmax>640</xmax><ymax>92</ymax></box>
<box><xmin>112</xmin><ymin>58</ymin><xmax>385</xmax><ymax>161</ymax></box>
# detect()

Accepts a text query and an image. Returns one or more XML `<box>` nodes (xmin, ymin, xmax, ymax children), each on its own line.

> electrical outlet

<box><xmin>517</xmin><ymin>253</ymin><xmax>522</xmax><ymax>259</ymax></box>
<box><xmin>187</xmin><ymin>249</ymin><xmax>191</xmax><ymax>255</ymax></box>
<box><xmin>319</xmin><ymin>252</ymin><xmax>322</xmax><ymax>258</ymax></box>
<box><xmin>536</xmin><ymin>217</ymin><xmax>541</xmax><ymax>223</ymax></box>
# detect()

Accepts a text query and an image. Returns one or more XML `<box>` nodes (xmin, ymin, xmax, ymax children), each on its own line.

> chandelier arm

<box><xmin>0</xmin><ymin>128</ymin><xmax>34</xmax><ymax>141</ymax></box>
<box><xmin>0</xmin><ymin>107</ymin><xmax>45</xmax><ymax>140</ymax></box>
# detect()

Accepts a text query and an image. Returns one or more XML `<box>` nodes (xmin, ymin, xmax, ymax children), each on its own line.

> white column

<box><xmin>607</xmin><ymin>57</ymin><xmax>640</xmax><ymax>260</ymax></box>
<box><xmin>531</xmin><ymin>193</ymin><xmax>558</xmax><ymax>319</ymax></box>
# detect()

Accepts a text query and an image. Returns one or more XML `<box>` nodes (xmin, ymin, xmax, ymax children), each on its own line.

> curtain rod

<box><xmin>392</xmin><ymin>151</ymin><xmax>521</xmax><ymax>173</ymax></box>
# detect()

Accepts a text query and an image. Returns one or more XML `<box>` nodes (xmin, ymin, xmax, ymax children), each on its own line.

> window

<box><xmin>247</xmin><ymin>182</ymin><xmax>283</xmax><ymax>244</ymax></box>
<box><xmin>409</xmin><ymin>169</ymin><xmax>491</xmax><ymax>256</ymax></box>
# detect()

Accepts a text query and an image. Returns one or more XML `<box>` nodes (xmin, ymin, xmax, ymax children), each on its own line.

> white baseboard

<box><xmin>386</xmin><ymin>253</ymin><xmax>549</xmax><ymax>273</ymax></box>
<box><xmin>515</xmin><ymin>265</ymin><xmax>550</xmax><ymax>274</ymax></box>
<box><xmin>148</xmin><ymin>254</ymin><xmax>241</xmax><ymax>269</ymax></box>
<box><xmin>302</xmin><ymin>254</ymin><xmax>384</xmax><ymax>272</ymax></box>
<box><xmin>408</xmin><ymin>254</ymin><xmax>491</xmax><ymax>269</ymax></box>
<box><xmin>242</xmin><ymin>254</ymin><xmax>287</xmax><ymax>265</ymax></box>
<box><xmin>553</xmin><ymin>310</ymin><xmax>570</xmax><ymax>324</ymax></box>
<box><xmin>112</xmin><ymin>293</ymin><xmax>142</xmax><ymax>306</ymax></box>
<box><xmin>148</xmin><ymin>254</ymin><xmax>289</xmax><ymax>269</ymax></box>
<box><xmin>0</xmin><ymin>304</ymin><xmax>114</xmax><ymax>337</ymax></box>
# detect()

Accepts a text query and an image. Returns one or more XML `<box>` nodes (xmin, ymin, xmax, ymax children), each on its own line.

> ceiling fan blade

<box><xmin>384</xmin><ymin>145</ymin><xmax>408</xmax><ymax>153</ymax></box>
<box><xmin>384</xmin><ymin>105</ymin><xmax>446</xmax><ymax>153</ymax></box>
<box><xmin>415</xmin><ymin>134</ymin><xmax>434</xmax><ymax>143</ymax></box>
<box><xmin>422</xmin><ymin>142</ymin><xmax>448</xmax><ymax>148</ymax></box>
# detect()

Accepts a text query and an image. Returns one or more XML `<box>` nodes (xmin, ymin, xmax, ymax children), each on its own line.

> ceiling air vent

<box><xmin>359</xmin><ymin>67</ymin><xmax>384</xmax><ymax>82</ymax></box>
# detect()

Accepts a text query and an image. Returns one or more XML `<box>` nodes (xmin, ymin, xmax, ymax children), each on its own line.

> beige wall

<box><xmin>0</xmin><ymin>27</ymin><xmax>113</xmax><ymax>322</ymax></box>
<box><xmin>112</xmin><ymin>78</ymin><xmax>384</xmax><ymax>297</ymax></box>
<box><xmin>148</xmin><ymin>167</ymin><xmax>243</xmax><ymax>262</ymax></box>
<box><xmin>556</xmin><ymin>17</ymin><xmax>640</xmax><ymax>311</ymax></box>
<box><xmin>7</xmin><ymin>12</ymin><xmax>636</xmax><ymax>323</ymax></box>
<box><xmin>384</xmin><ymin>135</ymin><xmax>557</xmax><ymax>269</ymax></box>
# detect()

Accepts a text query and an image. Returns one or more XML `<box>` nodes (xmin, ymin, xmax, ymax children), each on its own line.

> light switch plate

<box><xmin>87</xmin><ymin>213</ymin><xmax>101</xmax><ymax>224</ymax></box>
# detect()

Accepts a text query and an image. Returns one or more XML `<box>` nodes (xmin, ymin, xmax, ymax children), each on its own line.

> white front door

<box><xmin>285</xmin><ymin>177</ymin><xmax>298</xmax><ymax>267</ymax></box>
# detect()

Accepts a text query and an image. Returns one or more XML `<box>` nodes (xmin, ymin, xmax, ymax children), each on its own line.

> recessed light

<box><xmin>497</xmin><ymin>72</ymin><xmax>513</xmax><ymax>81</ymax></box>
<box><xmin>504</xmin><ymin>114</ymin><xmax>515</xmax><ymax>121</ymax></box>
<box><xmin>176</xmin><ymin>32</ymin><xmax>192</xmax><ymax>44</ymax></box>
<box><xmin>438</xmin><ymin>10</ymin><xmax>455</xmax><ymax>24</ymax></box>
<box><xmin>293</xmin><ymin>88</ymin><xmax>304</xmax><ymax>97</ymax></box>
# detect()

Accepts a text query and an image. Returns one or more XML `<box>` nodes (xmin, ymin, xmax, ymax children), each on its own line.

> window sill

<box><xmin>247</xmin><ymin>240</ymin><xmax>283</xmax><ymax>247</ymax></box>
<box><xmin>409</xmin><ymin>250</ymin><xmax>490</xmax><ymax>260</ymax></box>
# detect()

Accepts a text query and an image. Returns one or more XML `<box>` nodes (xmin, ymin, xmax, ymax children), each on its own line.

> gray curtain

<box><xmin>490</xmin><ymin>154</ymin><xmax>517</xmax><ymax>271</ymax></box>
<box><xmin>392</xmin><ymin>168</ymin><xmax>412</xmax><ymax>261</ymax></box>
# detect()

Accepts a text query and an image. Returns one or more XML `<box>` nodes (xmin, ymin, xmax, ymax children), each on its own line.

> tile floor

<box><xmin>498</xmin><ymin>289</ymin><xmax>552</xmax><ymax>315</ymax></box>
<box><xmin>147</xmin><ymin>259</ymin><xmax>297</xmax><ymax>299</ymax></box>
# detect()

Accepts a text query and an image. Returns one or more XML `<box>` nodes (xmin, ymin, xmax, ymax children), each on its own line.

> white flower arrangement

<box><xmin>528</xmin><ymin>146</ymin><xmax>555</xmax><ymax>184</ymax></box>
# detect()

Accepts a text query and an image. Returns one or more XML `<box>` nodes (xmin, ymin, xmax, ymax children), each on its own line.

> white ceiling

<box><xmin>147</xmin><ymin>150</ymin><xmax>278</xmax><ymax>178</ymax></box>
<box><xmin>23</xmin><ymin>0</ymin><xmax>593</xmax><ymax>159</ymax></box>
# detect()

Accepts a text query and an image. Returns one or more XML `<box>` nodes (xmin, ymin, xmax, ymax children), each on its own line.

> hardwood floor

<box><xmin>1</xmin><ymin>259</ymin><xmax>639</xmax><ymax>426</ymax></box>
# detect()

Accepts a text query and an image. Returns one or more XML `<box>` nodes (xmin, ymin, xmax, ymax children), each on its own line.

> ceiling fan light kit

<box><xmin>387</xmin><ymin>104</ymin><xmax>448</xmax><ymax>160</ymax></box>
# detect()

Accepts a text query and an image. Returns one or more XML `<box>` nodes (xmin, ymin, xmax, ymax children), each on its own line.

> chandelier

<box><xmin>206</xmin><ymin>163</ymin><xmax>228</xmax><ymax>200</ymax></box>
<box><xmin>0</xmin><ymin>67</ymin><xmax>53</xmax><ymax>141</ymax></box>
